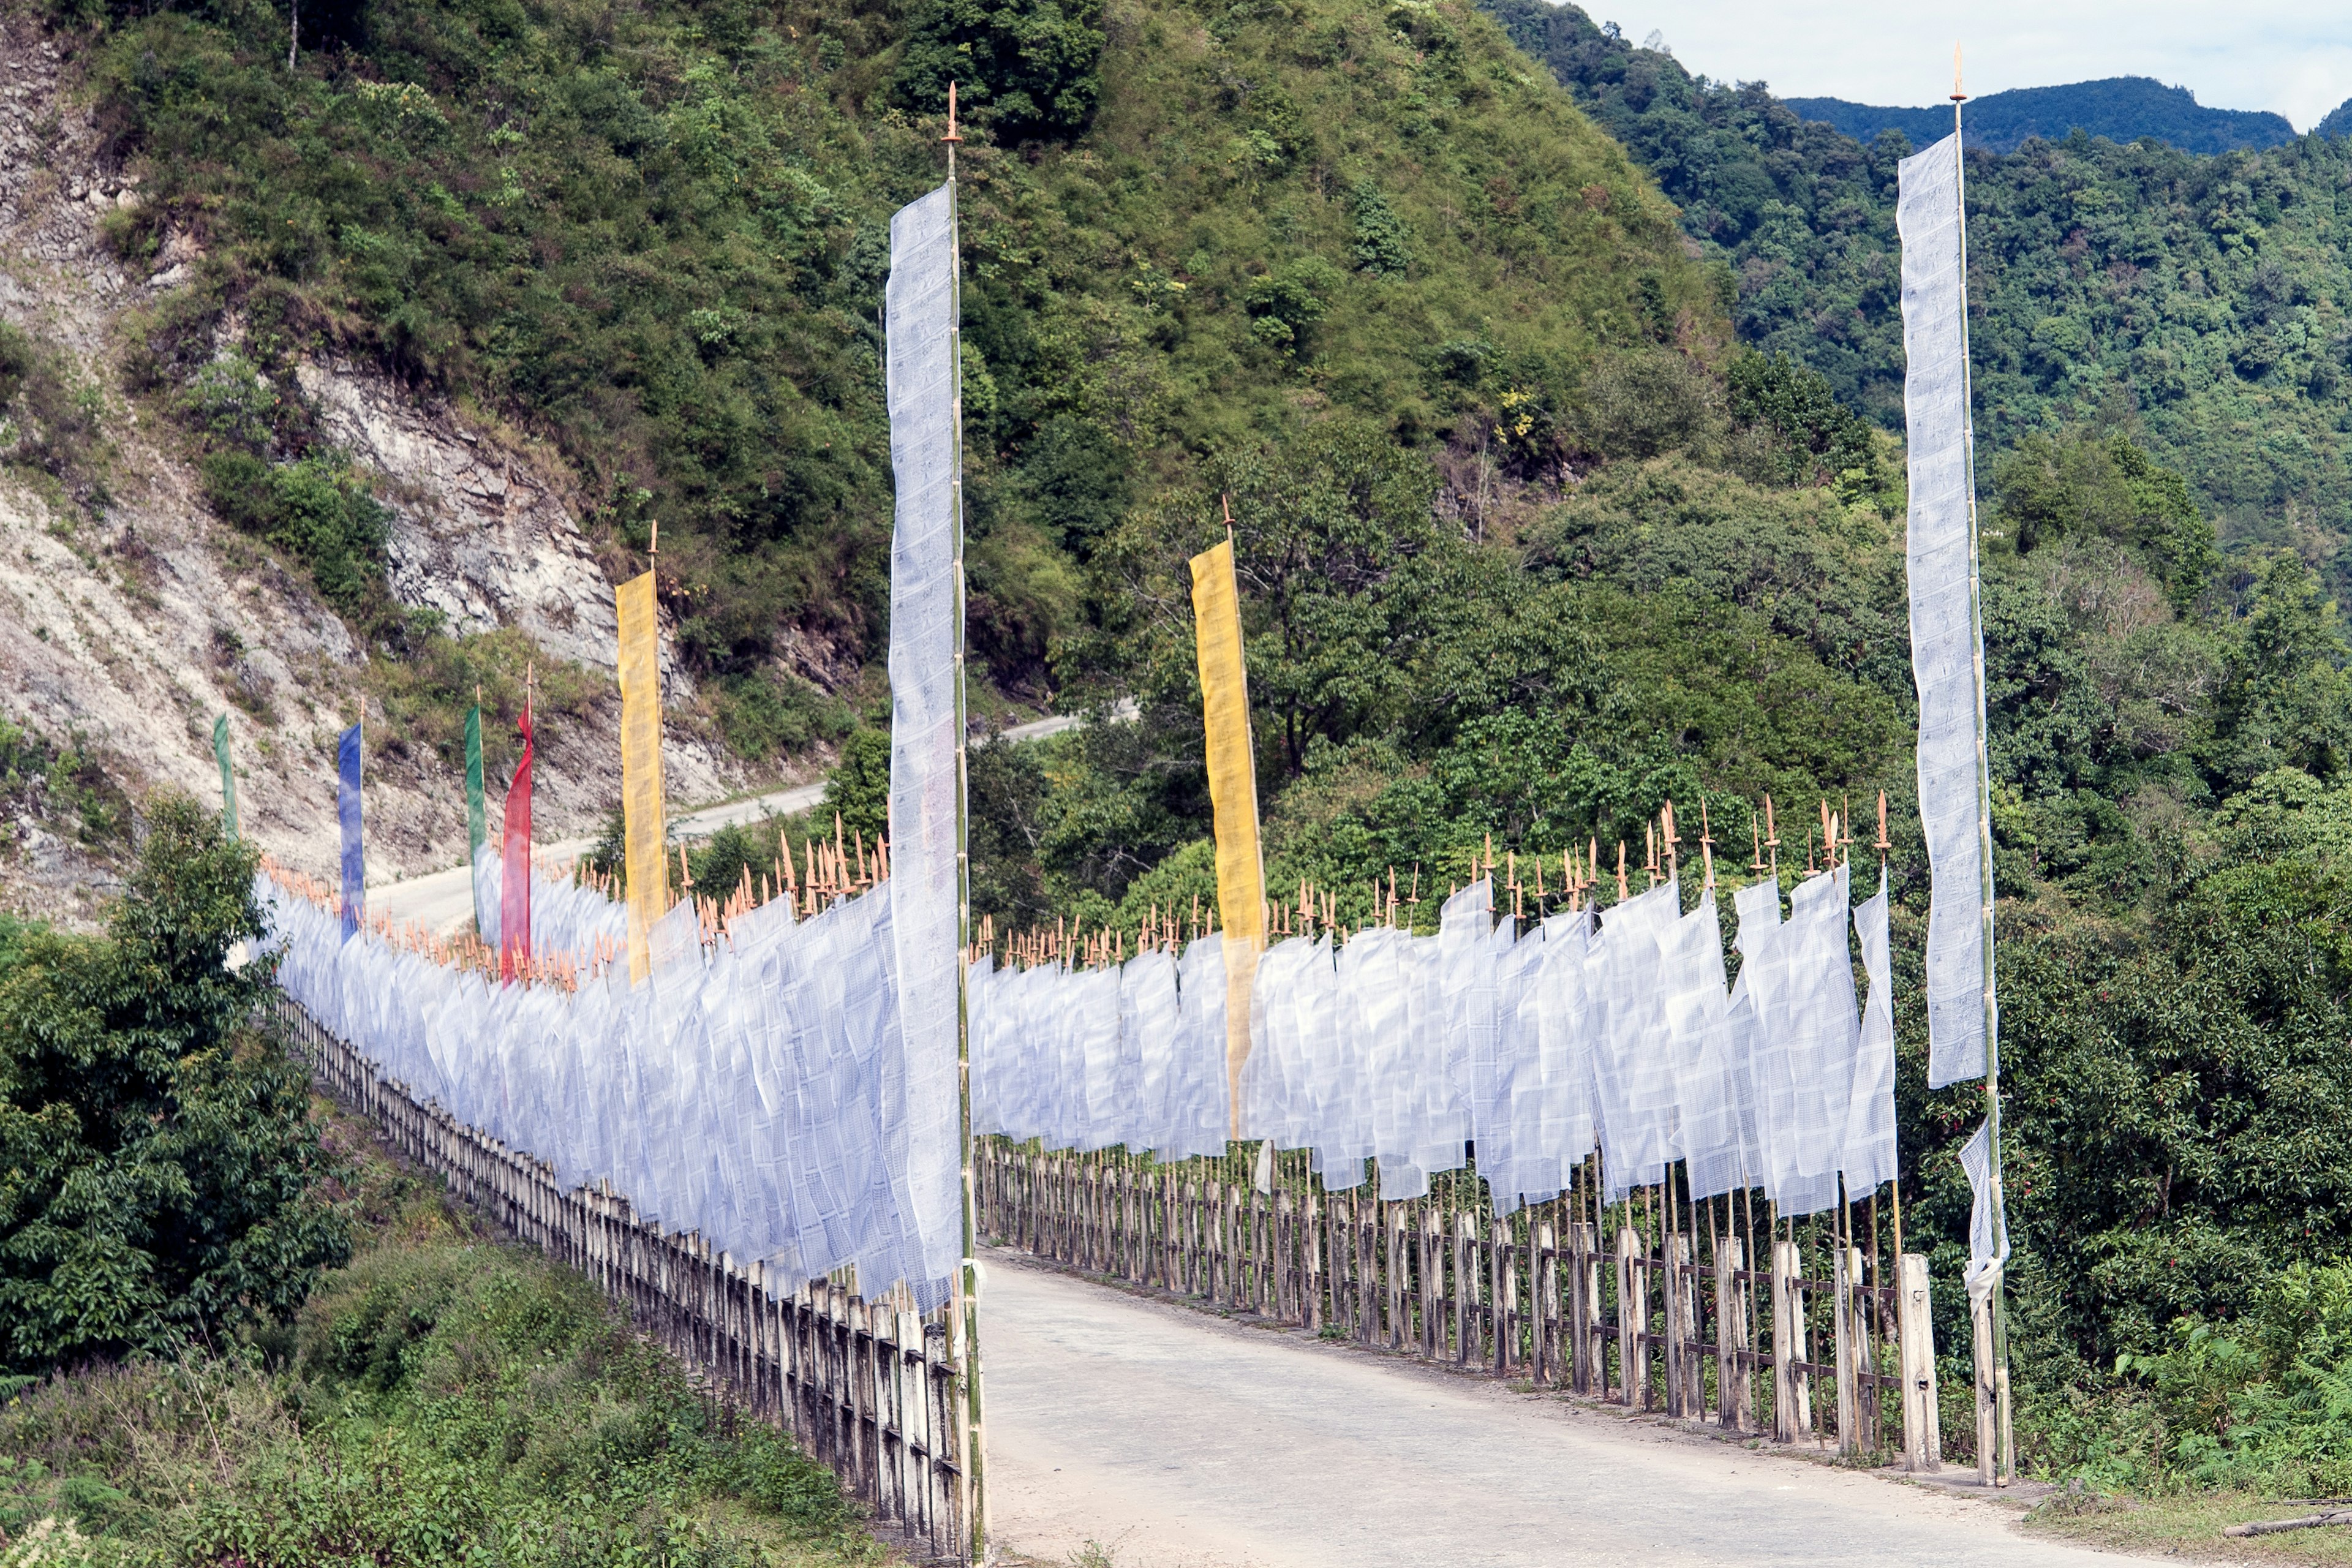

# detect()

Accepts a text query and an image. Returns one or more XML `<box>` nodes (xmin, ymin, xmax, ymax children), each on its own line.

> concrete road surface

<box><xmin>981</xmin><ymin>1256</ymin><xmax>2151</xmax><ymax>1568</ymax></box>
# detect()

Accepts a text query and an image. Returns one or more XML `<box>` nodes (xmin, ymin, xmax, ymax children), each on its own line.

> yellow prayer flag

<box><xmin>617</xmin><ymin>569</ymin><xmax>668</xmax><ymax>983</ymax></box>
<box><xmin>1189</xmin><ymin>537</ymin><xmax>1264</xmax><ymax>1135</ymax></box>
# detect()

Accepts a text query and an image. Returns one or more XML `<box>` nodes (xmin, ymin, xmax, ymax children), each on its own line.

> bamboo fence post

<box><xmin>1387</xmin><ymin>1202</ymin><xmax>1408</xmax><ymax>1351</ymax></box>
<box><xmin>1615</xmin><ymin>1223</ymin><xmax>1638</xmax><ymax>1408</ymax></box>
<box><xmin>1536</xmin><ymin>1222</ymin><xmax>1558</xmax><ymax>1385</ymax></box>
<box><xmin>1834</xmin><ymin>1243</ymin><xmax>1861</xmax><ymax>1456</ymax></box>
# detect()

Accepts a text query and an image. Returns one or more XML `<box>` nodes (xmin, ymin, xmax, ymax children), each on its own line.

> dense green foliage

<box><xmin>1785</xmin><ymin>78</ymin><xmax>2294</xmax><ymax>158</ymax></box>
<box><xmin>0</xmin><ymin>1130</ymin><xmax>875</xmax><ymax>1565</ymax></box>
<box><xmin>891</xmin><ymin>0</ymin><xmax>1106</xmax><ymax>142</ymax></box>
<box><xmin>1487</xmin><ymin>0</ymin><xmax>2352</xmax><ymax>578</ymax></box>
<box><xmin>78</xmin><ymin>0</ymin><xmax>1716</xmax><ymax>723</ymax></box>
<box><xmin>0</xmin><ymin>797</ymin><xmax>348</xmax><ymax>1374</ymax></box>
<box><xmin>176</xmin><ymin>356</ymin><xmax>391</xmax><ymax>627</ymax></box>
<box><xmin>2096</xmin><ymin>1262</ymin><xmax>2352</xmax><ymax>1495</ymax></box>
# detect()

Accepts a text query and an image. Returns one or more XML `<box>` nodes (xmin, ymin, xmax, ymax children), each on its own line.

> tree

<box><xmin>821</xmin><ymin>728</ymin><xmax>892</xmax><ymax>846</ymax></box>
<box><xmin>0</xmin><ymin>794</ymin><xmax>350</xmax><ymax>1373</ymax></box>
<box><xmin>891</xmin><ymin>0</ymin><xmax>1106</xmax><ymax>143</ymax></box>
<box><xmin>2206</xmin><ymin>555</ymin><xmax>2352</xmax><ymax>786</ymax></box>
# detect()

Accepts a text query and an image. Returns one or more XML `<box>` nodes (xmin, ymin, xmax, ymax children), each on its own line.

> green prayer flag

<box><xmin>466</xmin><ymin>704</ymin><xmax>492</xmax><ymax>937</ymax></box>
<box><xmin>212</xmin><ymin>713</ymin><xmax>238</xmax><ymax>838</ymax></box>
<box><xmin>464</xmin><ymin>704</ymin><xmax>487</xmax><ymax>853</ymax></box>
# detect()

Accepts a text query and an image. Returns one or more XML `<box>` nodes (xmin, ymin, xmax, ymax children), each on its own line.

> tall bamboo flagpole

<box><xmin>941</xmin><ymin>80</ymin><xmax>989</xmax><ymax>1564</ymax></box>
<box><xmin>1950</xmin><ymin>47</ymin><xmax>2015</xmax><ymax>1487</ymax></box>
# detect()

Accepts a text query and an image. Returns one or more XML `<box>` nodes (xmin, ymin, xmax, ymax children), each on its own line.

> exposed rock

<box><xmin>0</xmin><ymin>15</ymin><xmax>750</xmax><ymax>927</ymax></box>
<box><xmin>296</xmin><ymin>361</ymin><xmax>641</xmax><ymax>680</ymax></box>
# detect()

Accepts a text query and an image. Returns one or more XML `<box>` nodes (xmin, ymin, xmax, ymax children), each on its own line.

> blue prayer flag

<box><xmin>338</xmin><ymin>721</ymin><xmax>364</xmax><ymax>940</ymax></box>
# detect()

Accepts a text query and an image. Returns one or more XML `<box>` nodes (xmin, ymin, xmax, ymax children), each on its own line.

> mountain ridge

<box><xmin>1784</xmin><ymin>75</ymin><xmax>2296</xmax><ymax>156</ymax></box>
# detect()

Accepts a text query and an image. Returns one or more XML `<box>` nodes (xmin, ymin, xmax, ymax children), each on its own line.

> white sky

<box><xmin>1583</xmin><ymin>1</ymin><xmax>2352</xmax><ymax>131</ymax></box>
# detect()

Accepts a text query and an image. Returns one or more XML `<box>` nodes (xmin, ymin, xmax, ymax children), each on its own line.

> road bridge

<box><xmin>982</xmin><ymin>1256</ymin><xmax>2136</xmax><ymax>1568</ymax></box>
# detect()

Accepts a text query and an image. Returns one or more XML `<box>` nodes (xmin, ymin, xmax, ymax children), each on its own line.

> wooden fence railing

<box><xmin>282</xmin><ymin>999</ymin><xmax>974</xmax><ymax>1561</ymax></box>
<box><xmin>979</xmin><ymin>1138</ymin><xmax>1947</xmax><ymax>1468</ymax></box>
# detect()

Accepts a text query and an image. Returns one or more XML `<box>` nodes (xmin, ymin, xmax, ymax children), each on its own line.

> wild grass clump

<box><xmin>0</xmin><ymin>1227</ymin><xmax>878</xmax><ymax>1567</ymax></box>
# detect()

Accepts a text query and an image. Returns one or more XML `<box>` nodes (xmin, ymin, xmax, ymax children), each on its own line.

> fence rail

<box><xmin>979</xmin><ymin>1138</ymin><xmax>1947</xmax><ymax>1466</ymax></box>
<box><xmin>282</xmin><ymin>998</ymin><xmax>973</xmax><ymax>1562</ymax></box>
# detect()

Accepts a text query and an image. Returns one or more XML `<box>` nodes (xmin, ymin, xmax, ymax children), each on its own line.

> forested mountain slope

<box><xmin>78</xmin><ymin>0</ymin><xmax>1717</xmax><ymax>704</ymax></box>
<box><xmin>0</xmin><ymin>0</ymin><xmax>1739</xmax><ymax>912</ymax></box>
<box><xmin>1487</xmin><ymin>0</ymin><xmax>2352</xmax><ymax>575</ymax></box>
<box><xmin>1787</xmin><ymin>77</ymin><xmax>2296</xmax><ymax>157</ymax></box>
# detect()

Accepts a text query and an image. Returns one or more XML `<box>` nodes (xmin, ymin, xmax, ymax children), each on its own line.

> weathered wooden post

<box><xmin>1303</xmin><ymin>1189</ymin><xmax>1324</xmax><ymax>1333</ymax></box>
<box><xmin>1899</xmin><ymin>1252</ymin><xmax>1942</xmax><ymax>1472</ymax></box>
<box><xmin>1449</xmin><ymin>1213</ymin><xmax>1468</xmax><ymax>1363</ymax></box>
<box><xmin>1716</xmin><ymin>1232</ymin><xmax>1749</xmax><ymax>1431</ymax></box>
<box><xmin>1533</xmin><ymin>1222</ymin><xmax>1557</xmax><ymax>1385</ymax></box>
<box><xmin>1420</xmin><ymin>1204</ymin><xmax>1444</xmax><ymax>1359</ymax></box>
<box><xmin>1971</xmin><ymin>1263</ymin><xmax>2000</xmax><ymax>1483</ymax></box>
<box><xmin>1834</xmin><ymin>1244</ymin><xmax>1862</xmax><ymax>1455</ymax></box>
<box><xmin>1771</xmin><ymin>1237</ymin><xmax>1801</xmax><ymax>1444</ymax></box>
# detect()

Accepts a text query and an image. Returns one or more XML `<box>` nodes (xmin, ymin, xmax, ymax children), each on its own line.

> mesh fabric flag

<box><xmin>212</xmin><ymin>714</ymin><xmax>237</xmax><ymax>838</ymax></box>
<box><xmin>1899</xmin><ymin>132</ymin><xmax>1994</xmax><ymax>1090</ymax></box>
<box><xmin>616</xmin><ymin>570</ymin><xmax>667</xmax><ymax>984</ymax></box>
<box><xmin>1189</xmin><ymin>536</ymin><xmax>1264</xmax><ymax>1136</ymax></box>
<box><xmin>466</xmin><ymin>704</ymin><xmax>497</xmax><ymax>946</ymax></box>
<box><xmin>884</xmin><ymin>180</ymin><xmax>967</xmax><ymax>1305</ymax></box>
<box><xmin>1959</xmin><ymin>1117</ymin><xmax>2008</xmax><ymax>1291</ymax></box>
<box><xmin>1844</xmin><ymin>869</ymin><xmax>1899</xmax><ymax>1194</ymax></box>
<box><xmin>500</xmin><ymin>701</ymin><xmax>534</xmax><ymax>982</ymax></box>
<box><xmin>337</xmin><ymin>720</ymin><xmax>363</xmax><ymax>940</ymax></box>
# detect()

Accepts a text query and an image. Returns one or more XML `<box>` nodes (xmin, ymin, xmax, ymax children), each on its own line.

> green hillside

<box><xmin>1487</xmin><ymin>0</ymin><xmax>2352</xmax><ymax>573</ymax></box>
<box><xmin>78</xmin><ymin>0</ymin><xmax>1720</xmax><ymax>722</ymax></box>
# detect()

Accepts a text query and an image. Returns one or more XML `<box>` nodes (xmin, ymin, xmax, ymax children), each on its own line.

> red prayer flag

<box><xmin>500</xmin><ymin>702</ymin><xmax>533</xmax><ymax>982</ymax></box>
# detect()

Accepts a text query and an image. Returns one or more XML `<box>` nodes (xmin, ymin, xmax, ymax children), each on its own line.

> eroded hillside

<box><xmin>0</xmin><ymin>13</ymin><xmax>755</xmax><ymax>925</ymax></box>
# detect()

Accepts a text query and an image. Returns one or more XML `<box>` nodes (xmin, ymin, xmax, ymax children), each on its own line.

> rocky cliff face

<box><xmin>0</xmin><ymin>18</ymin><xmax>755</xmax><ymax>928</ymax></box>
<box><xmin>294</xmin><ymin>362</ymin><xmax>628</xmax><ymax>678</ymax></box>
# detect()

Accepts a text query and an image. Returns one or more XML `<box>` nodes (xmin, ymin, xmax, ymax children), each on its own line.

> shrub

<box><xmin>821</xmin><ymin>729</ymin><xmax>892</xmax><ymax>846</ymax></box>
<box><xmin>712</xmin><ymin>669</ymin><xmax>848</xmax><ymax>764</ymax></box>
<box><xmin>2108</xmin><ymin>1264</ymin><xmax>2352</xmax><ymax>1495</ymax></box>
<box><xmin>200</xmin><ymin>452</ymin><xmax>390</xmax><ymax>625</ymax></box>
<box><xmin>1349</xmin><ymin>181</ymin><xmax>1414</xmax><ymax>276</ymax></box>
<box><xmin>0</xmin><ymin>795</ymin><xmax>350</xmax><ymax>1374</ymax></box>
<box><xmin>1243</xmin><ymin>257</ymin><xmax>1346</xmax><ymax>356</ymax></box>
